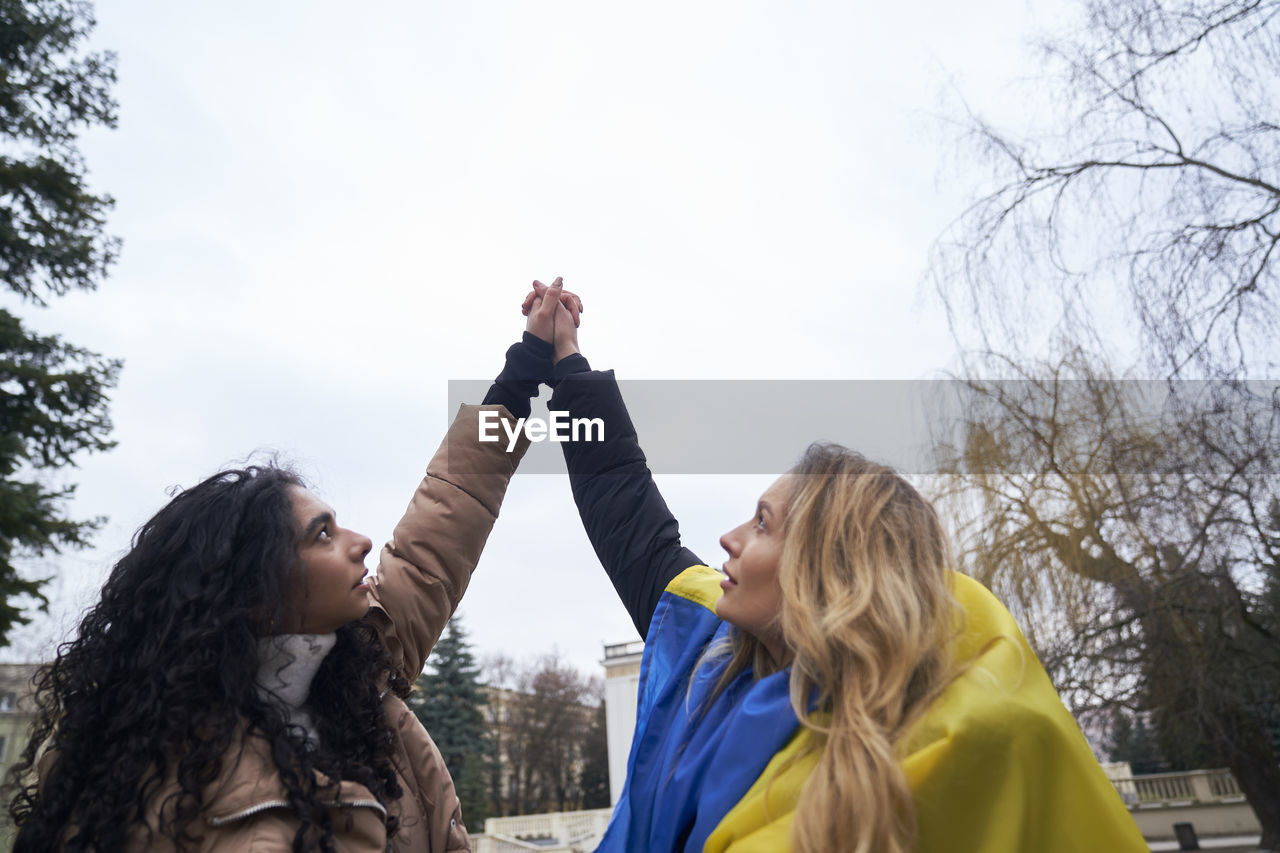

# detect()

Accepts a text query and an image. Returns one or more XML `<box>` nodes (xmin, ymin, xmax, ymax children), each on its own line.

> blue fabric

<box><xmin>596</xmin><ymin>572</ymin><xmax>800</xmax><ymax>853</ymax></box>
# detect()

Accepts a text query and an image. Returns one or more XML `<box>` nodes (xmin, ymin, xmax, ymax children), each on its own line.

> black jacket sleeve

<box><xmin>481</xmin><ymin>332</ymin><xmax>554</xmax><ymax>418</ymax></box>
<box><xmin>550</xmin><ymin>368</ymin><xmax>703</xmax><ymax>638</ymax></box>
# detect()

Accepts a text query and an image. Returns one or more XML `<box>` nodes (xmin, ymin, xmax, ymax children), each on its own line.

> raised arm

<box><xmin>367</xmin><ymin>403</ymin><xmax>530</xmax><ymax>682</ymax></box>
<box><xmin>367</xmin><ymin>281</ymin><xmax>579</xmax><ymax>681</ymax></box>
<box><xmin>547</xmin><ymin>303</ymin><xmax>701</xmax><ymax>638</ymax></box>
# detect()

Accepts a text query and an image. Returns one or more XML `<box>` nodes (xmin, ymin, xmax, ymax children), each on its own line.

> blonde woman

<box><xmin>529</xmin><ymin>287</ymin><xmax>1145</xmax><ymax>852</ymax></box>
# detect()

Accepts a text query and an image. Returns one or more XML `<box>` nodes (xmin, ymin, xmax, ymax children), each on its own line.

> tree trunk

<box><xmin>1225</xmin><ymin>748</ymin><xmax>1280</xmax><ymax>850</ymax></box>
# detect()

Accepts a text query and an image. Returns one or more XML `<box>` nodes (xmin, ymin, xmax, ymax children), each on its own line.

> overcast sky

<box><xmin>3</xmin><ymin>0</ymin><xmax>1063</xmax><ymax>678</ymax></box>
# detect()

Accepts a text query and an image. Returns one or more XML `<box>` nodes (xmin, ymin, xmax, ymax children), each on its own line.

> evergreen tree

<box><xmin>0</xmin><ymin>0</ymin><xmax>120</xmax><ymax>642</ymax></box>
<box><xmin>410</xmin><ymin>616</ymin><xmax>491</xmax><ymax>831</ymax></box>
<box><xmin>1105</xmin><ymin>709</ymin><xmax>1170</xmax><ymax>775</ymax></box>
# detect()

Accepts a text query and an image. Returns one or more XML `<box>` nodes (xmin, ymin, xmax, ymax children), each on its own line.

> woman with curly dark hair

<box><xmin>6</xmin><ymin>281</ymin><xmax>582</xmax><ymax>853</ymax></box>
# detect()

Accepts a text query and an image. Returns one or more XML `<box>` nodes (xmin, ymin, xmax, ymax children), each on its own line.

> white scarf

<box><xmin>255</xmin><ymin>633</ymin><xmax>337</xmax><ymax>748</ymax></box>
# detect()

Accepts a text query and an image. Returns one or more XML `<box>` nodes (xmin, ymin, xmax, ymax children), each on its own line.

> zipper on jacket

<box><xmin>209</xmin><ymin>797</ymin><xmax>388</xmax><ymax>827</ymax></box>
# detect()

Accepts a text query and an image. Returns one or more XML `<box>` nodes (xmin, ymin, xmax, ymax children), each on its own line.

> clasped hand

<box><xmin>522</xmin><ymin>277</ymin><xmax>583</xmax><ymax>364</ymax></box>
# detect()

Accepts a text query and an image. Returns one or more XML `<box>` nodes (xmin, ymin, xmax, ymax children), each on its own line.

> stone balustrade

<box><xmin>470</xmin><ymin>807</ymin><xmax>613</xmax><ymax>853</ymax></box>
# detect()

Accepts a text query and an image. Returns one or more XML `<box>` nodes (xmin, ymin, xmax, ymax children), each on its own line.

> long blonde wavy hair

<box><xmin>703</xmin><ymin>443</ymin><xmax>960</xmax><ymax>853</ymax></box>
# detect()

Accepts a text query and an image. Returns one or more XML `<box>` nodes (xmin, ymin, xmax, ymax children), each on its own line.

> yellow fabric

<box><xmin>703</xmin><ymin>573</ymin><xmax>1147</xmax><ymax>853</ymax></box>
<box><xmin>666</xmin><ymin>564</ymin><xmax>726</xmax><ymax>611</ymax></box>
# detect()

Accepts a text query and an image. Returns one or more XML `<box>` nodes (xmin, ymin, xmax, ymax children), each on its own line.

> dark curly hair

<box><xmin>7</xmin><ymin>465</ymin><xmax>410</xmax><ymax>852</ymax></box>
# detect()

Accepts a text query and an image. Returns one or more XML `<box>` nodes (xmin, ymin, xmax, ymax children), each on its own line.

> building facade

<box><xmin>600</xmin><ymin>640</ymin><xmax>642</xmax><ymax>806</ymax></box>
<box><xmin>0</xmin><ymin>663</ymin><xmax>41</xmax><ymax>848</ymax></box>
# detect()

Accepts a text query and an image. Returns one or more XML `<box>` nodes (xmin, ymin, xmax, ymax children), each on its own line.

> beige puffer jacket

<box><xmin>112</xmin><ymin>404</ymin><xmax>531</xmax><ymax>852</ymax></box>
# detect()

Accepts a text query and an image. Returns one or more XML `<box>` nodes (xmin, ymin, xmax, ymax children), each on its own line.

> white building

<box><xmin>599</xmin><ymin>639</ymin><xmax>643</xmax><ymax>805</ymax></box>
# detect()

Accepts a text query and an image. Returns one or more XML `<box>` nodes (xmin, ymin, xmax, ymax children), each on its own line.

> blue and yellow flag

<box><xmin>599</xmin><ymin>566</ymin><xmax>1147</xmax><ymax>853</ymax></box>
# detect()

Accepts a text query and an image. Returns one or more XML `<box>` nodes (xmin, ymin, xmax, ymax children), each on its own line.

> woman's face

<box><xmin>280</xmin><ymin>486</ymin><xmax>374</xmax><ymax>634</ymax></box>
<box><xmin>716</xmin><ymin>474</ymin><xmax>795</xmax><ymax>665</ymax></box>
